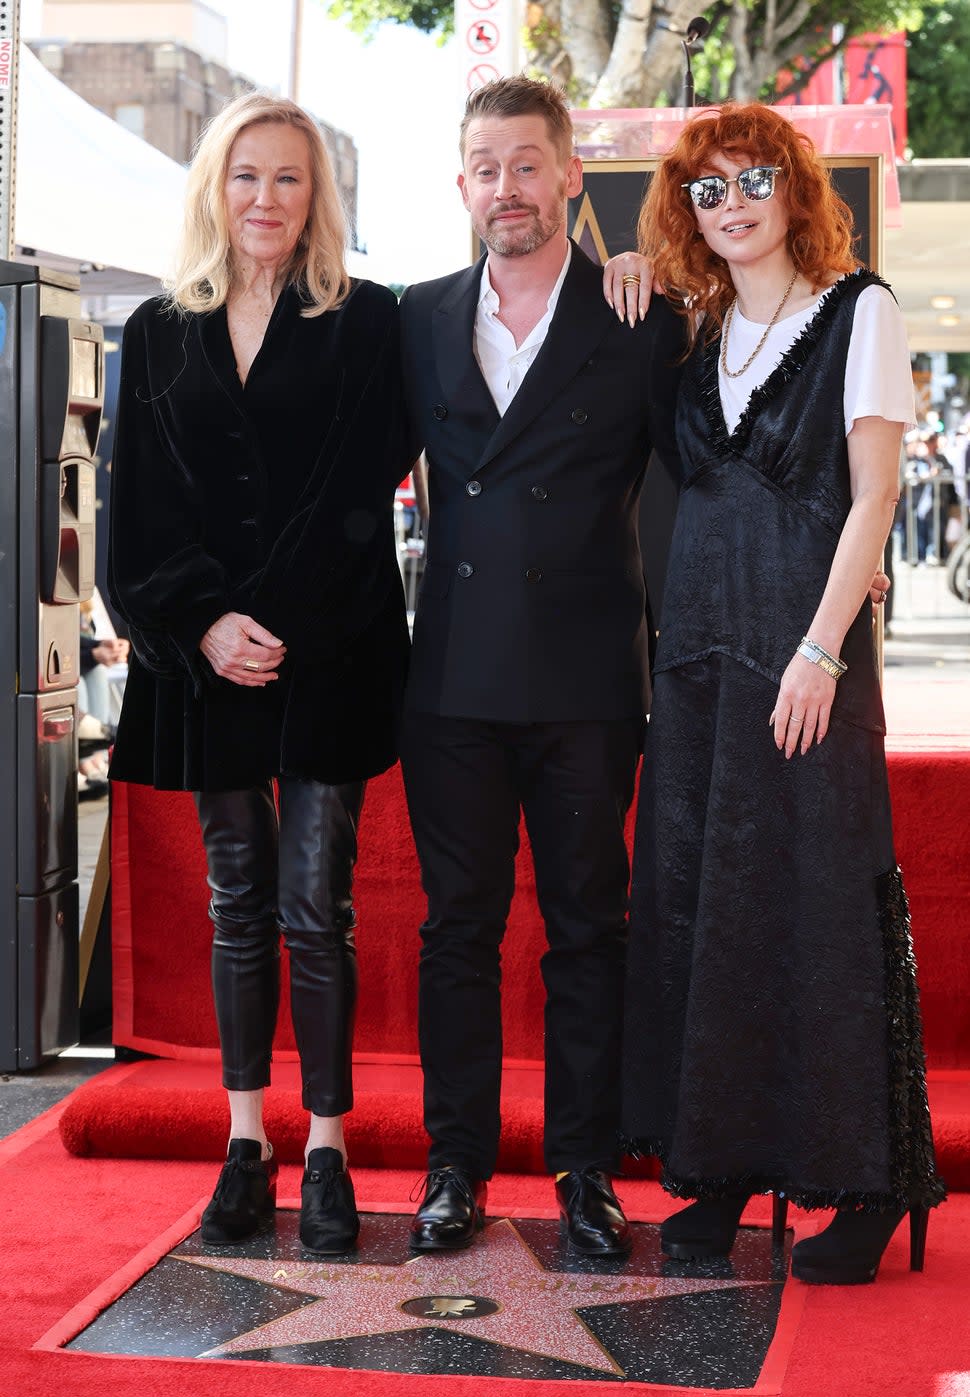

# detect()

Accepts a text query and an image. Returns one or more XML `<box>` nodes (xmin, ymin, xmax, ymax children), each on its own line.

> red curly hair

<box><xmin>639</xmin><ymin>102</ymin><xmax>859</xmax><ymax>350</ymax></box>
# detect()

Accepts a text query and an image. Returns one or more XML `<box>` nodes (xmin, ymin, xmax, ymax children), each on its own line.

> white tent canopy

<box><xmin>14</xmin><ymin>44</ymin><xmax>370</xmax><ymax>296</ymax></box>
<box><xmin>16</xmin><ymin>44</ymin><xmax>187</xmax><ymax>282</ymax></box>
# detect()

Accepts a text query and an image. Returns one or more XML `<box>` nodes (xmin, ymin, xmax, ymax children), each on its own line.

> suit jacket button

<box><xmin>241</xmin><ymin>517</ymin><xmax>256</xmax><ymax>526</ymax></box>
<box><xmin>457</xmin><ymin>561</ymin><xmax>474</xmax><ymax>579</ymax></box>
<box><xmin>433</xmin><ymin>404</ymin><xmax>448</xmax><ymax>420</ymax></box>
<box><xmin>571</xmin><ymin>408</ymin><xmax>588</xmax><ymax>424</ymax></box>
<box><xmin>531</xmin><ymin>486</ymin><xmax>547</xmax><ymax>501</ymax></box>
<box><xmin>466</xmin><ymin>480</ymin><xmax>482</xmax><ymax>497</ymax></box>
<box><xmin>525</xmin><ymin>567</ymin><xmax>542</xmax><ymax>583</ymax></box>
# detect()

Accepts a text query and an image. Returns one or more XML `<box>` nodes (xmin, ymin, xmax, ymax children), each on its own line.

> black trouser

<box><xmin>400</xmin><ymin>713</ymin><xmax>642</xmax><ymax>1178</ymax></box>
<box><xmin>193</xmin><ymin>777</ymin><xmax>366</xmax><ymax>1117</ymax></box>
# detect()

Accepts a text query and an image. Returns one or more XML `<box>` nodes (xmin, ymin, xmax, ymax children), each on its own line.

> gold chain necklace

<box><xmin>720</xmin><ymin>267</ymin><xmax>799</xmax><ymax>379</ymax></box>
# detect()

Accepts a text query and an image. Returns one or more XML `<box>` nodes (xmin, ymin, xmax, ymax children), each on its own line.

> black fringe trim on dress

<box><xmin>697</xmin><ymin>268</ymin><xmax>890</xmax><ymax>459</ymax></box>
<box><xmin>878</xmin><ymin>866</ymin><xmax>946</xmax><ymax>1210</ymax></box>
<box><xmin>622</xmin><ymin>866</ymin><xmax>946</xmax><ymax>1214</ymax></box>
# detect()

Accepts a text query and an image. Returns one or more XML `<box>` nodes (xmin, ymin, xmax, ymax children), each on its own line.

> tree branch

<box><xmin>589</xmin><ymin>0</ymin><xmax>653</xmax><ymax>108</ymax></box>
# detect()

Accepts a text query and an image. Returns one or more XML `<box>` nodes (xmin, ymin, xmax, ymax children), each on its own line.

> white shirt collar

<box><xmin>478</xmin><ymin>242</ymin><xmax>572</xmax><ymax>315</ymax></box>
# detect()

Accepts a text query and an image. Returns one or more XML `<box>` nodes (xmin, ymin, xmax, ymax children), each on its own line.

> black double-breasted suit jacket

<box><xmin>400</xmin><ymin>243</ymin><xmax>686</xmax><ymax>723</ymax></box>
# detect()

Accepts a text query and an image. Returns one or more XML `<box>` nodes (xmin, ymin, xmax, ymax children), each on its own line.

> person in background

<box><xmin>923</xmin><ymin>430</ymin><xmax>961</xmax><ymax>562</ymax></box>
<box><xmin>108</xmin><ymin>91</ymin><xmax>410</xmax><ymax>1255</ymax></box>
<box><xmin>620</xmin><ymin>102</ymin><xmax>944</xmax><ymax>1286</ymax></box>
<box><xmin>76</xmin><ymin>597</ymin><xmax>128</xmax><ymax>799</ymax></box>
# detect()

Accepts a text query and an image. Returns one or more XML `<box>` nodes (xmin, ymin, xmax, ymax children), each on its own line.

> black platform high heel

<box><xmin>661</xmin><ymin>1191</ymin><xmax>789</xmax><ymax>1259</ymax></box>
<box><xmin>790</xmin><ymin>1204</ymin><xmax>930</xmax><ymax>1285</ymax></box>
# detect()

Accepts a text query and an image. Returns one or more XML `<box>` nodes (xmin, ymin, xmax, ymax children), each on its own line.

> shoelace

<box><xmin>572</xmin><ymin>1169</ymin><xmax>624</xmax><ymax>1209</ymax></box>
<box><xmin>409</xmin><ymin>1167</ymin><xmax>478</xmax><ymax>1207</ymax></box>
<box><xmin>306</xmin><ymin>1166</ymin><xmax>341</xmax><ymax>1190</ymax></box>
<box><xmin>213</xmin><ymin>1154</ymin><xmax>272</xmax><ymax>1201</ymax></box>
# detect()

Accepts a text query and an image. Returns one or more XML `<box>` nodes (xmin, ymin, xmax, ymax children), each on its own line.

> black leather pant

<box><xmin>193</xmin><ymin>777</ymin><xmax>366</xmax><ymax>1116</ymax></box>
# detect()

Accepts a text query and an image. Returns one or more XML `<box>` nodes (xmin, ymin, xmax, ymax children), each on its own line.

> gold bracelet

<box><xmin>797</xmin><ymin>637</ymin><xmax>847</xmax><ymax>680</ymax></box>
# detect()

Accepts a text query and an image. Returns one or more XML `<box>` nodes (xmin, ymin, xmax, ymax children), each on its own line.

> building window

<box><xmin>115</xmin><ymin>104</ymin><xmax>146</xmax><ymax>140</ymax></box>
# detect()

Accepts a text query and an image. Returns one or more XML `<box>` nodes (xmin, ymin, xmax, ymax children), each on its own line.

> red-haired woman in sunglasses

<box><xmin>617</xmin><ymin>102</ymin><xmax>944</xmax><ymax>1284</ymax></box>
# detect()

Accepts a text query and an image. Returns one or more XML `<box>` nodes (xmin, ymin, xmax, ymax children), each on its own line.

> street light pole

<box><xmin>0</xmin><ymin>0</ymin><xmax>21</xmax><ymax>259</ymax></box>
<box><xmin>289</xmin><ymin>0</ymin><xmax>304</xmax><ymax>103</ymax></box>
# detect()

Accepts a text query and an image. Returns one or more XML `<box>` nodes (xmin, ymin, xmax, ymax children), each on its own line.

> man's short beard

<box><xmin>477</xmin><ymin>196</ymin><xmax>565</xmax><ymax>258</ymax></box>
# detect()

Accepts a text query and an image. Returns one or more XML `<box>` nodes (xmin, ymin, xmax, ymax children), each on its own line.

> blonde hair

<box><xmin>167</xmin><ymin>91</ymin><xmax>350</xmax><ymax>317</ymax></box>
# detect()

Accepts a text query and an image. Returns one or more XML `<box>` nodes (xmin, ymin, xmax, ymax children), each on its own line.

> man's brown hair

<box><xmin>460</xmin><ymin>76</ymin><xmax>574</xmax><ymax>164</ymax></box>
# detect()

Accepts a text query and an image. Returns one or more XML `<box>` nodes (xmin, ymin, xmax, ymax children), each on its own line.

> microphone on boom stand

<box><xmin>680</xmin><ymin>15</ymin><xmax>710</xmax><ymax>107</ymax></box>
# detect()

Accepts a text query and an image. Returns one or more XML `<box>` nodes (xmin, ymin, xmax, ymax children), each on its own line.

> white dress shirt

<box><xmin>473</xmin><ymin>245</ymin><xmax>572</xmax><ymax>417</ymax></box>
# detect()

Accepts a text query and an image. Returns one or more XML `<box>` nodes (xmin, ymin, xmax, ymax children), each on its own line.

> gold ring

<box><xmin>621</xmin><ymin>274</ymin><xmax>641</xmax><ymax>286</ymax></box>
<box><xmin>788</xmin><ymin>716</ymin><xmax>802</xmax><ymax>725</ymax></box>
<box><xmin>243</xmin><ymin>659</ymin><xmax>260</xmax><ymax>672</ymax></box>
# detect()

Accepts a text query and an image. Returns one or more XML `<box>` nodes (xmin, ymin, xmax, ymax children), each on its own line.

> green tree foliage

<box><xmin>326</xmin><ymin>0</ymin><xmax>452</xmax><ymax>37</ymax></box>
<box><xmin>698</xmin><ymin>0</ymin><xmax>920</xmax><ymax>105</ymax></box>
<box><xmin>906</xmin><ymin>1</ymin><xmax>970</xmax><ymax>156</ymax></box>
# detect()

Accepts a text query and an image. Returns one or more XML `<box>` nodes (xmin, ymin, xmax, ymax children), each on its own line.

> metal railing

<box><xmin>901</xmin><ymin>472</ymin><xmax>967</xmax><ymax>570</ymax></box>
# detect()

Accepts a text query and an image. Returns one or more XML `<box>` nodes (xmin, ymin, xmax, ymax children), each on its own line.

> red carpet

<box><xmin>2</xmin><ymin>1088</ymin><xmax>970</xmax><ymax>1397</ymax></box>
<box><xmin>58</xmin><ymin>1058</ymin><xmax>970</xmax><ymax>1194</ymax></box>
<box><xmin>111</xmin><ymin>751</ymin><xmax>970</xmax><ymax>1068</ymax></box>
<box><xmin>102</xmin><ymin>753</ymin><xmax>970</xmax><ymax>1192</ymax></box>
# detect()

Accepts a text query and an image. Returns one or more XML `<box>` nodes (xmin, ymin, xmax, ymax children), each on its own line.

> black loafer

<box><xmin>409</xmin><ymin>1166</ymin><xmax>487</xmax><ymax>1251</ymax></box>
<box><xmin>201</xmin><ymin>1138</ymin><xmax>278</xmax><ymax>1245</ymax></box>
<box><xmin>556</xmin><ymin>1168</ymin><xmax>632</xmax><ymax>1255</ymax></box>
<box><xmin>300</xmin><ymin>1147</ymin><xmax>360</xmax><ymax>1255</ymax></box>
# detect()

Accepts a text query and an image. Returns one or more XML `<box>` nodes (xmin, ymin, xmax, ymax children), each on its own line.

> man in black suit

<box><xmin>399</xmin><ymin>76</ymin><xmax>684</xmax><ymax>1255</ymax></box>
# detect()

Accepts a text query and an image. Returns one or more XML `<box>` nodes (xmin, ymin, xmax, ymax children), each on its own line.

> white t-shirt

<box><xmin>718</xmin><ymin>283</ymin><xmax>916</xmax><ymax>438</ymax></box>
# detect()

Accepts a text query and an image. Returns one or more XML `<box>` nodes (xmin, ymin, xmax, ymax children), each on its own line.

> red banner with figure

<box><xmin>775</xmin><ymin>51</ymin><xmax>839</xmax><ymax>107</ymax></box>
<box><xmin>845</xmin><ymin>31</ymin><xmax>908</xmax><ymax>158</ymax></box>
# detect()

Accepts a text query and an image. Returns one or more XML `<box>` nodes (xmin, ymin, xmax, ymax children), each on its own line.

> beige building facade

<box><xmin>30</xmin><ymin>0</ymin><xmax>361</xmax><ymax>246</ymax></box>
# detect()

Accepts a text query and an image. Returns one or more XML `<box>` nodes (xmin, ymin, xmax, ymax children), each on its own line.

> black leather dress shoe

<box><xmin>201</xmin><ymin>1138</ymin><xmax>278</xmax><ymax>1245</ymax></box>
<box><xmin>556</xmin><ymin>1169</ymin><xmax>632</xmax><ymax>1255</ymax></box>
<box><xmin>409</xmin><ymin>1167</ymin><xmax>487</xmax><ymax>1251</ymax></box>
<box><xmin>300</xmin><ymin>1147</ymin><xmax>360</xmax><ymax>1255</ymax></box>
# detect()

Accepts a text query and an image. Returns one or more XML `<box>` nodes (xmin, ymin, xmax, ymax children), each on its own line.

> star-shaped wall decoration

<box><xmin>185</xmin><ymin>1216</ymin><xmax>765</xmax><ymax>1376</ymax></box>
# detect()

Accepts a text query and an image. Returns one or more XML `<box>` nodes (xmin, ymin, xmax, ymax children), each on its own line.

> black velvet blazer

<box><xmin>108</xmin><ymin>279</ymin><xmax>411</xmax><ymax>791</ymax></box>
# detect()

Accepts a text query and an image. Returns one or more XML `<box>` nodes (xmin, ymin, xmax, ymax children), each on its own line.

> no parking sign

<box><xmin>456</xmin><ymin>0</ymin><xmax>520</xmax><ymax>103</ymax></box>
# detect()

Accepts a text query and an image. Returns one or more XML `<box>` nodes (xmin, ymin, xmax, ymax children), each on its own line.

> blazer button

<box><xmin>531</xmin><ymin>486</ymin><xmax>548</xmax><ymax>501</ymax></box>
<box><xmin>525</xmin><ymin>567</ymin><xmax>543</xmax><ymax>583</ymax></box>
<box><xmin>237</xmin><ymin>472</ymin><xmax>250</xmax><ymax>482</ymax></box>
<box><xmin>571</xmin><ymin>408</ymin><xmax>588</xmax><ymax>424</ymax></box>
<box><xmin>466</xmin><ymin>480</ymin><xmax>482</xmax><ymax>497</ymax></box>
<box><xmin>241</xmin><ymin>517</ymin><xmax>256</xmax><ymax>526</ymax></box>
<box><xmin>433</xmin><ymin>404</ymin><xmax>448</xmax><ymax>421</ymax></box>
<box><xmin>457</xmin><ymin>561</ymin><xmax>474</xmax><ymax>579</ymax></box>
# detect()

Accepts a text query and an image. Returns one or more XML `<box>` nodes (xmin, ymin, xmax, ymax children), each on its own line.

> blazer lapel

<box><xmin>196</xmin><ymin>305</ymin><xmax>247</xmax><ymax>416</ymax></box>
<box><xmin>476</xmin><ymin>244</ymin><xmax>613</xmax><ymax>471</ymax></box>
<box><xmin>432</xmin><ymin>256</ymin><xmax>500</xmax><ymax>439</ymax></box>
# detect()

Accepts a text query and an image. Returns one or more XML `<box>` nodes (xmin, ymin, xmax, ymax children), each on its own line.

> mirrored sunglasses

<box><xmin>682</xmin><ymin>165</ymin><xmax>782</xmax><ymax>211</ymax></box>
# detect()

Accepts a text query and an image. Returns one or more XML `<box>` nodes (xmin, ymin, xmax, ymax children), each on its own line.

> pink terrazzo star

<box><xmin>185</xmin><ymin>1217</ymin><xmax>763</xmax><ymax>1376</ymax></box>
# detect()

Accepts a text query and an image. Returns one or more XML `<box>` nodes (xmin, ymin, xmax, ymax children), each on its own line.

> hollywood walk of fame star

<box><xmin>182</xmin><ymin>1217</ymin><xmax>767</xmax><ymax>1376</ymax></box>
